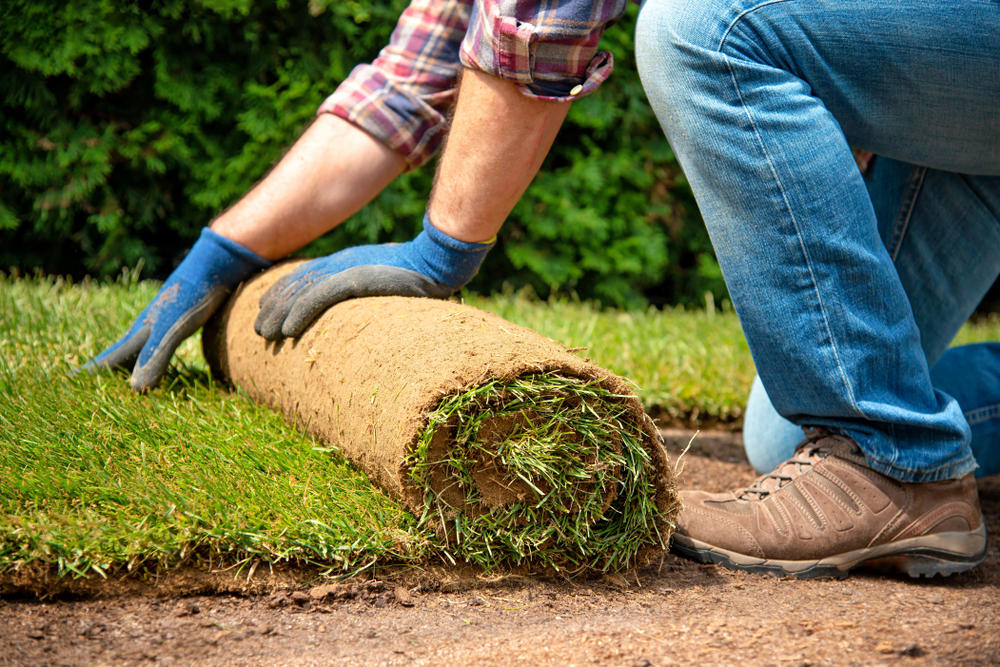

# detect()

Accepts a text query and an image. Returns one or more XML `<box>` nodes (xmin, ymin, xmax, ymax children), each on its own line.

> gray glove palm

<box><xmin>255</xmin><ymin>215</ymin><xmax>494</xmax><ymax>340</ymax></box>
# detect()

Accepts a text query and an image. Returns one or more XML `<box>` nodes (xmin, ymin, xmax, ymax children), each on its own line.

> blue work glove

<box><xmin>254</xmin><ymin>214</ymin><xmax>494</xmax><ymax>340</ymax></box>
<box><xmin>82</xmin><ymin>228</ymin><xmax>271</xmax><ymax>391</ymax></box>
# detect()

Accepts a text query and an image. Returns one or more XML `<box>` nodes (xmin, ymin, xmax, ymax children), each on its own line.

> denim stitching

<box><xmin>868</xmin><ymin>449</ymin><xmax>977</xmax><ymax>477</ymax></box>
<box><xmin>888</xmin><ymin>165</ymin><xmax>927</xmax><ymax>262</ymax></box>
<box><xmin>965</xmin><ymin>403</ymin><xmax>1000</xmax><ymax>425</ymax></box>
<box><xmin>717</xmin><ymin>0</ymin><xmax>796</xmax><ymax>52</ymax></box>
<box><xmin>720</xmin><ymin>57</ymin><xmax>865</xmax><ymax>420</ymax></box>
<box><xmin>885</xmin><ymin>422</ymin><xmax>900</xmax><ymax>473</ymax></box>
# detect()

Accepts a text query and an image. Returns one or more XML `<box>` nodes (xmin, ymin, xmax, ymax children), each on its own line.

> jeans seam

<box><xmin>867</xmin><ymin>447</ymin><xmax>977</xmax><ymax>476</ymax></box>
<box><xmin>885</xmin><ymin>422</ymin><xmax>900</xmax><ymax>471</ymax></box>
<box><xmin>887</xmin><ymin>165</ymin><xmax>927</xmax><ymax>262</ymax></box>
<box><xmin>965</xmin><ymin>402</ymin><xmax>1000</xmax><ymax>425</ymax></box>
<box><xmin>717</xmin><ymin>0</ymin><xmax>795</xmax><ymax>51</ymax></box>
<box><xmin>722</xmin><ymin>53</ymin><xmax>866</xmax><ymax>421</ymax></box>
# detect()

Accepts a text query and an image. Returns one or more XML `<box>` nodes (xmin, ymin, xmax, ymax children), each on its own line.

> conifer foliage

<box><xmin>1</xmin><ymin>0</ymin><xmax>724</xmax><ymax>308</ymax></box>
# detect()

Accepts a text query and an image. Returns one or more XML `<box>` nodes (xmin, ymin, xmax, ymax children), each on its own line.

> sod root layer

<box><xmin>203</xmin><ymin>262</ymin><xmax>678</xmax><ymax>572</ymax></box>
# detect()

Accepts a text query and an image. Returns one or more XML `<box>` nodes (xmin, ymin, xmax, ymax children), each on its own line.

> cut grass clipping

<box><xmin>409</xmin><ymin>374</ymin><xmax>661</xmax><ymax>572</ymax></box>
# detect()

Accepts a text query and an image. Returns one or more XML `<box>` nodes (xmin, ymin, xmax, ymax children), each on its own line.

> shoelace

<box><xmin>738</xmin><ymin>429</ymin><xmax>844</xmax><ymax>501</ymax></box>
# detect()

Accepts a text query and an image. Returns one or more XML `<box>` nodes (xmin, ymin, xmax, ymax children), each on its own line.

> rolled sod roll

<box><xmin>203</xmin><ymin>262</ymin><xmax>678</xmax><ymax>571</ymax></box>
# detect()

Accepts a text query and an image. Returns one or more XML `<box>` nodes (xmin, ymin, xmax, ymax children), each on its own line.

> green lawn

<box><xmin>466</xmin><ymin>293</ymin><xmax>754</xmax><ymax>422</ymax></box>
<box><xmin>2</xmin><ymin>274</ymin><xmax>998</xmax><ymax>578</ymax></box>
<box><xmin>2</xmin><ymin>275</ymin><xmax>423</xmax><ymax>579</ymax></box>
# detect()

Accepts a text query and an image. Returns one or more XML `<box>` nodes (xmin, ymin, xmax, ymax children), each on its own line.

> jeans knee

<box><xmin>637</xmin><ymin>0</ymin><xmax>715</xmax><ymax>47</ymax></box>
<box><xmin>637</xmin><ymin>0</ymin><xmax>791</xmax><ymax>80</ymax></box>
<box><xmin>635</xmin><ymin>0</ymin><xmax>695</xmax><ymax>129</ymax></box>
<box><xmin>635</xmin><ymin>0</ymin><xmax>724</xmax><ymax>138</ymax></box>
<box><xmin>636</xmin><ymin>0</ymin><xmax>693</xmax><ymax>78</ymax></box>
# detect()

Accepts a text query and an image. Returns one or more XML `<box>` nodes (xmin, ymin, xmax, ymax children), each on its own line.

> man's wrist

<box><xmin>200</xmin><ymin>229</ymin><xmax>272</xmax><ymax>271</ymax></box>
<box><xmin>181</xmin><ymin>228</ymin><xmax>272</xmax><ymax>290</ymax></box>
<box><xmin>413</xmin><ymin>213</ymin><xmax>495</xmax><ymax>289</ymax></box>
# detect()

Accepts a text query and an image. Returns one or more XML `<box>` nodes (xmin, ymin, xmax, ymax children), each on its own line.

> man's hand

<box><xmin>253</xmin><ymin>215</ymin><xmax>493</xmax><ymax>340</ymax></box>
<box><xmin>82</xmin><ymin>116</ymin><xmax>406</xmax><ymax>392</ymax></box>
<box><xmin>81</xmin><ymin>229</ymin><xmax>270</xmax><ymax>391</ymax></box>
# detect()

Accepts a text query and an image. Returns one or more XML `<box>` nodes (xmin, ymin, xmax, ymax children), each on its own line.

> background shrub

<box><xmin>0</xmin><ymin>0</ymin><xmax>727</xmax><ymax>309</ymax></box>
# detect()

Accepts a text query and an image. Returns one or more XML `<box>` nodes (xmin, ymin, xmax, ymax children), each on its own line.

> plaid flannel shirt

<box><xmin>318</xmin><ymin>0</ymin><xmax>628</xmax><ymax>169</ymax></box>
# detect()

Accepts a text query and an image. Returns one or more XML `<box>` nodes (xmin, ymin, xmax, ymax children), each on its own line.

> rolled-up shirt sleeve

<box><xmin>320</xmin><ymin>0</ymin><xmax>628</xmax><ymax>168</ymax></box>
<box><xmin>318</xmin><ymin>0</ymin><xmax>473</xmax><ymax>170</ymax></box>
<box><xmin>459</xmin><ymin>0</ymin><xmax>627</xmax><ymax>101</ymax></box>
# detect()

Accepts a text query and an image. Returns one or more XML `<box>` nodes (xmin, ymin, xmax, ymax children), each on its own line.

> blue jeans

<box><xmin>745</xmin><ymin>151</ymin><xmax>1000</xmax><ymax>479</ymax></box>
<box><xmin>745</xmin><ymin>343</ymin><xmax>1000</xmax><ymax>479</ymax></box>
<box><xmin>635</xmin><ymin>0</ymin><xmax>1000</xmax><ymax>482</ymax></box>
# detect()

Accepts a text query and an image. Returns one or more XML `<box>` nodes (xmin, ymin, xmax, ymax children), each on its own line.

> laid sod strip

<box><xmin>0</xmin><ymin>274</ymin><xmax>427</xmax><ymax>579</ymax></box>
<box><xmin>466</xmin><ymin>292</ymin><xmax>755</xmax><ymax>421</ymax></box>
<box><xmin>409</xmin><ymin>374</ymin><xmax>663</xmax><ymax>572</ymax></box>
<box><xmin>3</xmin><ymin>272</ymin><xmax>997</xmax><ymax>580</ymax></box>
<box><xmin>470</xmin><ymin>293</ymin><xmax>1000</xmax><ymax>420</ymax></box>
<box><xmin>203</xmin><ymin>262</ymin><xmax>677</xmax><ymax>573</ymax></box>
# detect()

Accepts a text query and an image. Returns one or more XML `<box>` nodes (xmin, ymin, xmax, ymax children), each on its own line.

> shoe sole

<box><xmin>670</xmin><ymin>524</ymin><xmax>988</xmax><ymax>580</ymax></box>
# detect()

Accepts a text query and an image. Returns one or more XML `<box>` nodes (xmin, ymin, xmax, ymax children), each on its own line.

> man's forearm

<box><xmin>429</xmin><ymin>69</ymin><xmax>571</xmax><ymax>243</ymax></box>
<box><xmin>212</xmin><ymin>67</ymin><xmax>569</xmax><ymax>258</ymax></box>
<box><xmin>211</xmin><ymin>114</ymin><xmax>407</xmax><ymax>261</ymax></box>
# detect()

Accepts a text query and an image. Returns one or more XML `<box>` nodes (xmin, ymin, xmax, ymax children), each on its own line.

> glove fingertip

<box><xmin>129</xmin><ymin>379</ymin><xmax>156</xmax><ymax>394</ymax></box>
<box><xmin>254</xmin><ymin>274</ymin><xmax>317</xmax><ymax>340</ymax></box>
<box><xmin>280</xmin><ymin>287</ymin><xmax>333</xmax><ymax>339</ymax></box>
<box><xmin>87</xmin><ymin>327</ymin><xmax>149</xmax><ymax>375</ymax></box>
<box><xmin>280</xmin><ymin>316</ymin><xmax>311</xmax><ymax>339</ymax></box>
<box><xmin>255</xmin><ymin>312</ymin><xmax>285</xmax><ymax>341</ymax></box>
<box><xmin>253</xmin><ymin>311</ymin><xmax>268</xmax><ymax>337</ymax></box>
<box><xmin>130</xmin><ymin>340</ymin><xmax>172</xmax><ymax>391</ymax></box>
<box><xmin>129</xmin><ymin>365</ymin><xmax>162</xmax><ymax>393</ymax></box>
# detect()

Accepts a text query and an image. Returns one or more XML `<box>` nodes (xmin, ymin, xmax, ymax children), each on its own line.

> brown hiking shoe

<box><xmin>671</xmin><ymin>430</ymin><xmax>987</xmax><ymax>579</ymax></box>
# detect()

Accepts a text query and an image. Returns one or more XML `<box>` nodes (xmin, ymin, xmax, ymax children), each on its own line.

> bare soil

<box><xmin>2</xmin><ymin>430</ymin><xmax>998</xmax><ymax>667</ymax></box>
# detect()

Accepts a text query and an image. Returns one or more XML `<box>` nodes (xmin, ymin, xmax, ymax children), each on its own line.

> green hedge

<box><xmin>0</xmin><ymin>0</ymin><xmax>727</xmax><ymax>308</ymax></box>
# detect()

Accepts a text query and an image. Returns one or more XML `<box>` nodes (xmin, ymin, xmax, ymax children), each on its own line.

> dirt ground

<box><xmin>2</xmin><ymin>430</ymin><xmax>998</xmax><ymax>667</ymax></box>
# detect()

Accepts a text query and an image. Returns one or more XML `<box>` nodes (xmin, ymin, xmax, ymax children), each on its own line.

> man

<box><xmin>86</xmin><ymin>0</ymin><xmax>996</xmax><ymax>579</ymax></box>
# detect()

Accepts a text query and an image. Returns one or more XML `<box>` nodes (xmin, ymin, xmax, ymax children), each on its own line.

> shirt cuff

<box><xmin>318</xmin><ymin>65</ymin><xmax>457</xmax><ymax>171</ymax></box>
<box><xmin>316</xmin><ymin>0</ymin><xmax>472</xmax><ymax>170</ymax></box>
<box><xmin>458</xmin><ymin>0</ymin><xmax>623</xmax><ymax>102</ymax></box>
